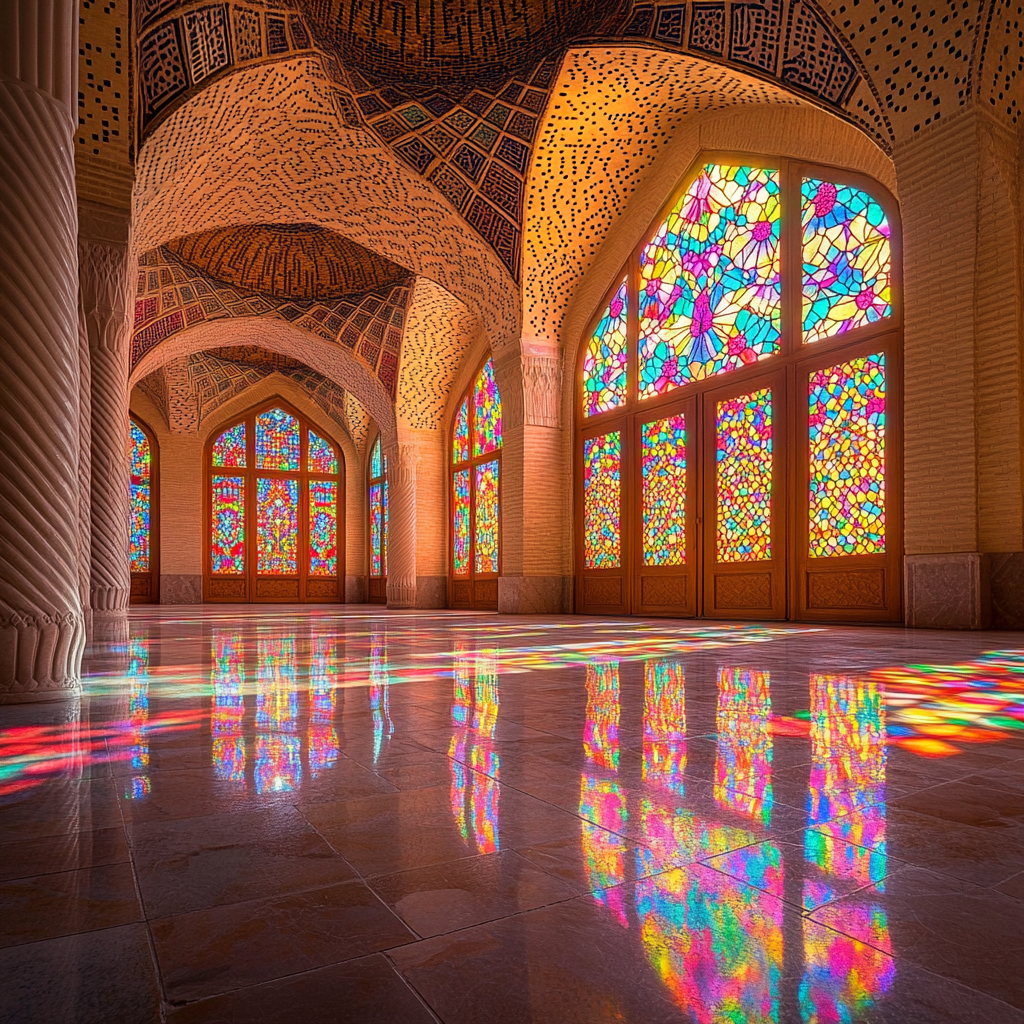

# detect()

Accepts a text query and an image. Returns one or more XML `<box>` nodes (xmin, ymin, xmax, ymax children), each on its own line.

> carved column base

<box><xmin>386</xmin><ymin>576</ymin><xmax>416</xmax><ymax>609</ymax></box>
<box><xmin>90</xmin><ymin>585</ymin><xmax>129</xmax><ymax>613</ymax></box>
<box><xmin>0</xmin><ymin>611</ymin><xmax>85</xmax><ymax>703</ymax></box>
<box><xmin>92</xmin><ymin>610</ymin><xmax>129</xmax><ymax>644</ymax></box>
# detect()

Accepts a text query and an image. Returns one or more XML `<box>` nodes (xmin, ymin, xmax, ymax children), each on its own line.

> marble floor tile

<box><xmin>0</xmin><ymin>826</ymin><xmax>130</xmax><ymax>883</ymax></box>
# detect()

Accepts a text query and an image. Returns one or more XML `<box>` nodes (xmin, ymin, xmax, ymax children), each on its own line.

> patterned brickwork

<box><xmin>131</xmin><ymin>246</ymin><xmax>412</xmax><ymax>397</ymax></box>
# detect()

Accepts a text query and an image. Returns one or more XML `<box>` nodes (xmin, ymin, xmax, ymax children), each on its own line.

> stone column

<box><xmin>384</xmin><ymin>442</ymin><xmax>418</xmax><ymax>609</ymax></box>
<box><xmin>79</xmin><ymin>236</ymin><xmax>131</xmax><ymax>639</ymax></box>
<box><xmin>78</xmin><ymin>291</ymin><xmax>93</xmax><ymax>641</ymax></box>
<box><xmin>0</xmin><ymin>0</ymin><xmax>86</xmax><ymax>700</ymax></box>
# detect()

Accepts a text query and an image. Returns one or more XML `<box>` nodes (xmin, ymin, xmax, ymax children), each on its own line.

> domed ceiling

<box><xmin>301</xmin><ymin>0</ymin><xmax>616</xmax><ymax>90</ymax></box>
<box><xmin>165</xmin><ymin>224</ymin><xmax>409</xmax><ymax>301</ymax></box>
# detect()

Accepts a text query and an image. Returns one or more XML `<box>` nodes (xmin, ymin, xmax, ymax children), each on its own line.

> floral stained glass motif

<box><xmin>255</xmin><ymin>408</ymin><xmax>300</xmax><ymax>471</ymax></box>
<box><xmin>583</xmin><ymin>279</ymin><xmax>628</xmax><ymax>417</ymax></box>
<box><xmin>638</xmin><ymin>164</ymin><xmax>781</xmax><ymax>398</ymax></box>
<box><xmin>308</xmin><ymin>480</ymin><xmax>337</xmax><ymax>576</ymax></box>
<box><xmin>307</xmin><ymin>430</ymin><xmax>338</xmax><ymax>474</ymax></box>
<box><xmin>371</xmin><ymin>435</ymin><xmax>383</xmax><ymax>479</ymax></box>
<box><xmin>212</xmin><ymin>423</ymin><xmax>246</xmax><ymax>467</ymax></box>
<box><xmin>474</xmin><ymin>461</ymin><xmax>499</xmax><ymax>573</ymax></box>
<box><xmin>583</xmin><ymin>432</ymin><xmax>621</xmax><ymax>569</ymax></box>
<box><xmin>802</xmin><ymin>179</ymin><xmax>892</xmax><ymax>343</ymax></box>
<box><xmin>642</xmin><ymin>415</ymin><xmax>687</xmax><ymax>566</ymax></box>
<box><xmin>716</xmin><ymin>389</ymin><xmax>773</xmax><ymax>562</ymax></box>
<box><xmin>370</xmin><ymin>483</ymin><xmax>385</xmax><ymax>577</ymax></box>
<box><xmin>453</xmin><ymin>469</ymin><xmax>470</xmax><ymax>575</ymax></box>
<box><xmin>257</xmin><ymin>477</ymin><xmax>298</xmax><ymax>574</ymax></box>
<box><xmin>130</xmin><ymin>420</ymin><xmax>151</xmax><ymax>573</ymax></box>
<box><xmin>211</xmin><ymin>476</ymin><xmax>245</xmax><ymax>573</ymax></box>
<box><xmin>453</xmin><ymin>399</ymin><xmax>470</xmax><ymax>464</ymax></box>
<box><xmin>473</xmin><ymin>358</ymin><xmax>502</xmax><ymax>456</ymax></box>
<box><xmin>809</xmin><ymin>354</ymin><xmax>886</xmax><ymax>557</ymax></box>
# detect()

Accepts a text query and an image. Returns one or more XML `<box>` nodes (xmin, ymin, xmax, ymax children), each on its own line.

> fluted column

<box><xmin>385</xmin><ymin>443</ymin><xmax>418</xmax><ymax>609</ymax></box>
<box><xmin>77</xmin><ymin>291</ymin><xmax>93</xmax><ymax>641</ymax></box>
<box><xmin>0</xmin><ymin>0</ymin><xmax>86</xmax><ymax>701</ymax></box>
<box><xmin>80</xmin><ymin>238</ymin><xmax>131</xmax><ymax>637</ymax></box>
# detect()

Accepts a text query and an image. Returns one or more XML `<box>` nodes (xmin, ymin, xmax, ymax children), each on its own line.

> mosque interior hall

<box><xmin>0</xmin><ymin>0</ymin><xmax>1022</xmax><ymax>1020</ymax></box>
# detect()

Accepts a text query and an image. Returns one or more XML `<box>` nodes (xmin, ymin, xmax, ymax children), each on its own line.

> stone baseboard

<box><xmin>990</xmin><ymin>552</ymin><xmax>1024</xmax><ymax>629</ymax></box>
<box><xmin>904</xmin><ymin>553</ymin><xmax>991</xmax><ymax>629</ymax></box>
<box><xmin>160</xmin><ymin>575</ymin><xmax>203</xmax><ymax>604</ymax></box>
<box><xmin>498</xmin><ymin>576</ymin><xmax>573</xmax><ymax>614</ymax></box>
<box><xmin>415</xmin><ymin>576</ymin><xmax>447</xmax><ymax>609</ymax></box>
<box><xmin>345</xmin><ymin>575</ymin><xmax>367</xmax><ymax>603</ymax></box>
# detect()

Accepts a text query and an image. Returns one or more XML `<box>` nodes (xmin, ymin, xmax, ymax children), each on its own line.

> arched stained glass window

<box><xmin>451</xmin><ymin>357</ymin><xmax>502</xmax><ymax>609</ymax></box>
<box><xmin>206</xmin><ymin>402</ymin><xmax>344</xmax><ymax>603</ymax></box>
<box><xmin>129</xmin><ymin>416</ymin><xmax>159</xmax><ymax>603</ymax></box>
<box><xmin>578</xmin><ymin>157</ymin><xmax>899</xmax><ymax>623</ymax></box>
<box><xmin>368</xmin><ymin>433</ymin><xmax>388</xmax><ymax>603</ymax></box>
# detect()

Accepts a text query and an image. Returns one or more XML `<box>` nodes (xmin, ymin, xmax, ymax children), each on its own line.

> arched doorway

<box><xmin>130</xmin><ymin>415</ymin><xmax>159</xmax><ymax>604</ymax></box>
<box><xmin>576</xmin><ymin>156</ymin><xmax>901</xmax><ymax>622</ymax></box>
<box><xmin>204</xmin><ymin>400</ymin><xmax>345</xmax><ymax>603</ymax></box>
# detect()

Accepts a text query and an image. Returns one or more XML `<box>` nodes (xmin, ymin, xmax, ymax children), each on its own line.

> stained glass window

<box><xmin>371</xmin><ymin>436</ymin><xmax>383</xmax><ymax>478</ymax></box>
<box><xmin>453</xmin><ymin>398</ymin><xmax>470</xmax><ymax>464</ymax></box>
<box><xmin>809</xmin><ymin>354</ymin><xmax>886</xmax><ymax>556</ymax></box>
<box><xmin>583</xmin><ymin>432</ymin><xmax>621</xmax><ymax>569</ymax></box>
<box><xmin>257</xmin><ymin>477</ymin><xmax>298</xmax><ymax>574</ymax></box>
<box><xmin>473</xmin><ymin>359</ymin><xmax>502</xmax><ymax>456</ymax></box>
<box><xmin>638</xmin><ymin>164</ymin><xmax>781</xmax><ymax>397</ymax></box>
<box><xmin>307</xmin><ymin>430</ymin><xmax>338</xmax><ymax>474</ymax></box>
<box><xmin>308</xmin><ymin>480</ymin><xmax>337</xmax><ymax>576</ymax></box>
<box><xmin>453</xmin><ymin>468</ymin><xmax>470</xmax><ymax>575</ymax></box>
<box><xmin>642</xmin><ymin>415</ymin><xmax>686</xmax><ymax>566</ymax></box>
<box><xmin>474</xmin><ymin>461</ymin><xmax>499</xmax><ymax>573</ymax></box>
<box><xmin>255</xmin><ymin>408</ymin><xmax>300</xmax><ymax>471</ymax></box>
<box><xmin>802</xmin><ymin>179</ymin><xmax>891</xmax><ymax>343</ymax></box>
<box><xmin>212</xmin><ymin>423</ymin><xmax>246</xmax><ymax>467</ymax></box>
<box><xmin>716</xmin><ymin>389</ymin><xmax>773</xmax><ymax>562</ymax></box>
<box><xmin>583</xmin><ymin>279</ymin><xmax>628</xmax><ymax>417</ymax></box>
<box><xmin>130</xmin><ymin>420</ymin><xmax>151</xmax><ymax>573</ymax></box>
<box><xmin>370</xmin><ymin>483</ymin><xmax>384</xmax><ymax>577</ymax></box>
<box><xmin>211</xmin><ymin>476</ymin><xmax>245</xmax><ymax>573</ymax></box>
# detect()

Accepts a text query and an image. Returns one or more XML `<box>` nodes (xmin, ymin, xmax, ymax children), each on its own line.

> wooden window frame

<box><xmin>203</xmin><ymin>397</ymin><xmax>345</xmax><ymax>604</ymax></box>
<box><xmin>449</xmin><ymin>355</ymin><xmax>503</xmax><ymax>610</ymax></box>
<box><xmin>574</xmin><ymin>152</ymin><xmax>903</xmax><ymax>622</ymax></box>
<box><xmin>368</xmin><ymin>432</ymin><xmax>387</xmax><ymax>604</ymax></box>
<box><xmin>129</xmin><ymin>414</ymin><xmax>160</xmax><ymax>605</ymax></box>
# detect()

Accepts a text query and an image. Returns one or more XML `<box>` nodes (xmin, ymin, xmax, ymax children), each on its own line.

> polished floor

<box><xmin>1</xmin><ymin>608</ymin><xmax>1022</xmax><ymax>1024</ymax></box>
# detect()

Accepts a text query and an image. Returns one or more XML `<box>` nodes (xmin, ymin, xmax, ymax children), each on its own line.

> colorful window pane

<box><xmin>453</xmin><ymin>398</ymin><xmax>470</xmax><ymax>464</ymax></box>
<box><xmin>453</xmin><ymin>468</ymin><xmax>471</xmax><ymax>575</ymax></box>
<box><xmin>371</xmin><ymin>436</ymin><xmax>383</xmax><ymax>479</ymax></box>
<box><xmin>381</xmin><ymin>480</ymin><xmax>388</xmax><ymax>576</ymax></box>
<box><xmin>638</xmin><ymin>164</ymin><xmax>781</xmax><ymax>397</ymax></box>
<box><xmin>213</xmin><ymin>423</ymin><xmax>246</xmax><ymax>467</ymax></box>
<box><xmin>802</xmin><ymin>179</ymin><xmax>892</xmax><ymax>343</ymax></box>
<box><xmin>211</xmin><ymin>476</ymin><xmax>245</xmax><ymax>573</ymax></box>
<box><xmin>716</xmin><ymin>389</ymin><xmax>773</xmax><ymax>562</ymax></box>
<box><xmin>809</xmin><ymin>354</ymin><xmax>886</xmax><ymax>557</ymax></box>
<box><xmin>257</xmin><ymin>477</ymin><xmax>298</xmax><ymax>574</ymax></box>
<box><xmin>642</xmin><ymin>414</ymin><xmax>686</xmax><ymax>566</ymax></box>
<box><xmin>583</xmin><ymin>279</ymin><xmax>628</xmax><ymax>417</ymax></box>
<box><xmin>474</xmin><ymin>460</ymin><xmax>499</xmax><ymax>573</ymax></box>
<box><xmin>308</xmin><ymin>480</ymin><xmax>337</xmax><ymax>576</ymax></box>
<box><xmin>370</xmin><ymin>482</ymin><xmax>384</xmax><ymax>577</ymax></box>
<box><xmin>473</xmin><ymin>358</ymin><xmax>502</xmax><ymax>456</ymax></box>
<box><xmin>255</xmin><ymin>408</ymin><xmax>300</xmax><ymax>471</ymax></box>
<box><xmin>307</xmin><ymin>430</ymin><xmax>338</xmax><ymax>474</ymax></box>
<box><xmin>583</xmin><ymin>432</ymin><xmax>621</xmax><ymax>569</ymax></box>
<box><xmin>130</xmin><ymin>420</ymin><xmax>151</xmax><ymax>573</ymax></box>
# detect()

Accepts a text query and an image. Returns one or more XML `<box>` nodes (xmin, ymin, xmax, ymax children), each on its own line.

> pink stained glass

<box><xmin>716</xmin><ymin>389</ymin><xmax>773</xmax><ymax>562</ymax></box>
<box><xmin>474</xmin><ymin>460</ymin><xmax>499</xmax><ymax>574</ymax></box>
<box><xmin>308</xmin><ymin>479</ymin><xmax>337</xmax><ymax>576</ymax></box>
<box><xmin>583</xmin><ymin>279</ymin><xmax>628</xmax><ymax>417</ymax></box>
<box><xmin>583</xmin><ymin>431</ymin><xmax>621</xmax><ymax>569</ymax></box>
<box><xmin>256</xmin><ymin>477</ymin><xmax>298</xmax><ymax>575</ymax></box>
<box><xmin>642</xmin><ymin>414</ymin><xmax>686</xmax><ymax>566</ymax></box>
<box><xmin>638</xmin><ymin>164</ymin><xmax>781</xmax><ymax>398</ymax></box>
<box><xmin>714</xmin><ymin>668</ymin><xmax>773</xmax><ymax>827</ymax></box>
<box><xmin>211</xmin><ymin>475</ymin><xmax>245</xmax><ymax>574</ymax></box>
<box><xmin>307</xmin><ymin>430</ymin><xmax>338</xmax><ymax>474</ymax></box>
<box><xmin>370</xmin><ymin>435</ymin><xmax>383</xmax><ymax>479</ymax></box>
<box><xmin>473</xmin><ymin>358</ymin><xmax>502</xmax><ymax>456</ymax></box>
<box><xmin>255</xmin><ymin>408</ymin><xmax>300</xmax><ymax>471</ymax></box>
<box><xmin>453</xmin><ymin>399</ymin><xmax>470</xmax><ymax>464</ymax></box>
<box><xmin>643</xmin><ymin>660</ymin><xmax>686</xmax><ymax>795</ymax></box>
<box><xmin>370</xmin><ymin>482</ymin><xmax>384</xmax><ymax>577</ymax></box>
<box><xmin>809</xmin><ymin>353</ymin><xmax>886</xmax><ymax>557</ymax></box>
<box><xmin>212</xmin><ymin>423</ymin><xmax>246</xmax><ymax>467</ymax></box>
<box><xmin>802</xmin><ymin>178</ymin><xmax>892</xmax><ymax>344</ymax></box>
<box><xmin>584</xmin><ymin>661</ymin><xmax>620</xmax><ymax>771</ymax></box>
<box><xmin>453</xmin><ymin>468</ymin><xmax>470</xmax><ymax>575</ymax></box>
<box><xmin>129</xmin><ymin>420</ymin><xmax>151</xmax><ymax>573</ymax></box>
